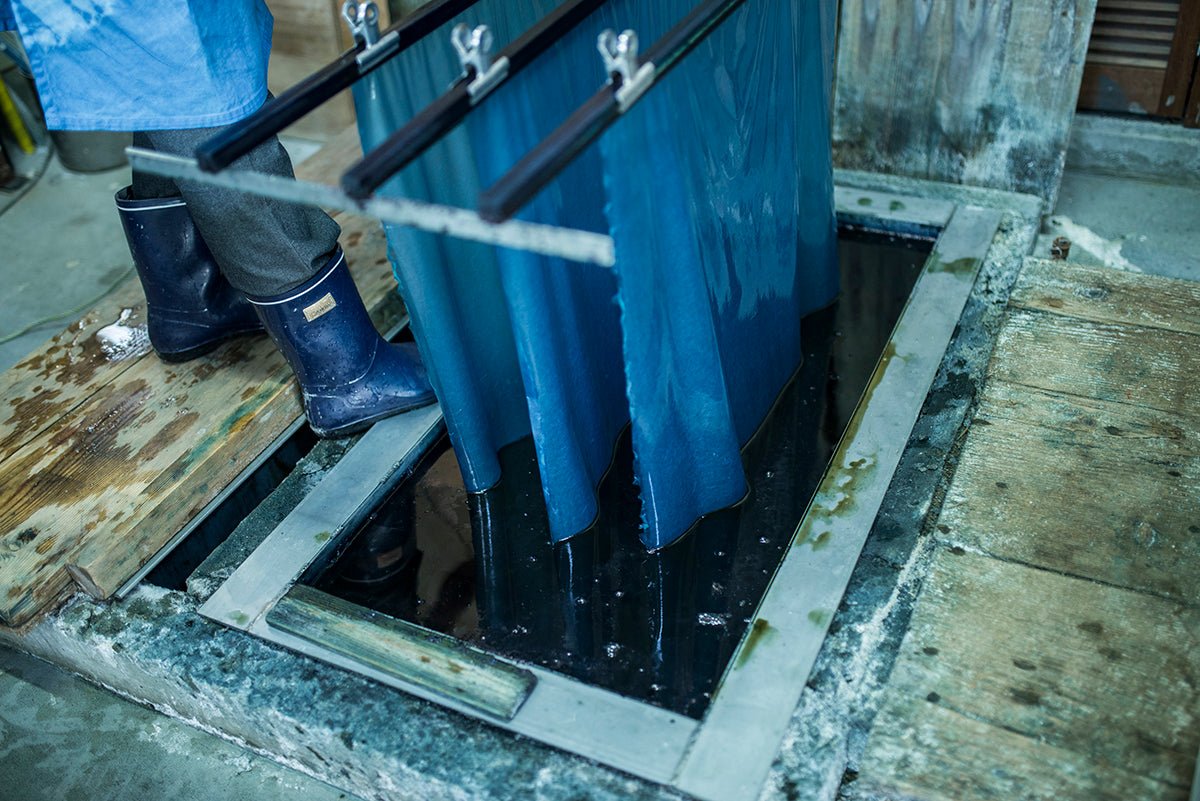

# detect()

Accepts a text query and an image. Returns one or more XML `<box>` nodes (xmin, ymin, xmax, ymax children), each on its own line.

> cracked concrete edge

<box><xmin>0</xmin><ymin>586</ymin><xmax>683</xmax><ymax>801</ymax></box>
<box><xmin>186</xmin><ymin>436</ymin><xmax>358</xmax><ymax>602</ymax></box>
<box><xmin>759</xmin><ymin>207</ymin><xmax>1040</xmax><ymax>801</ymax></box>
<box><xmin>834</xmin><ymin>168</ymin><xmax>1045</xmax><ymax>221</ymax></box>
<box><xmin>1066</xmin><ymin>114</ymin><xmax>1200</xmax><ymax>188</ymax></box>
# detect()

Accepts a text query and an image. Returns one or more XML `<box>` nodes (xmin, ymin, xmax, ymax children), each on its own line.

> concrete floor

<box><xmin>0</xmin><ymin>648</ymin><xmax>350</xmax><ymax>801</ymax></box>
<box><xmin>0</xmin><ymin>122</ymin><xmax>1197</xmax><ymax>799</ymax></box>
<box><xmin>1037</xmin><ymin>169</ymin><xmax>1200</xmax><ymax>280</ymax></box>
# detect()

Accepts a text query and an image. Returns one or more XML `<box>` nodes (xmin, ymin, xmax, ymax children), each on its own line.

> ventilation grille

<box><xmin>1088</xmin><ymin>0</ymin><xmax>1181</xmax><ymax>69</ymax></box>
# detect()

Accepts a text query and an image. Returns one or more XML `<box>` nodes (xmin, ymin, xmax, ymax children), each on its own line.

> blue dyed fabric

<box><xmin>3</xmin><ymin>0</ymin><xmax>272</xmax><ymax>131</ymax></box>
<box><xmin>354</xmin><ymin>0</ymin><xmax>837</xmax><ymax>548</ymax></box>
<box><xmin>600</xmin><ymin>0</ymin><xmax>839</xmax><ymax>547</ymax></box>
<box><xmin>459</xmin><ymin>2</ymin><xmax>629</xmax><ymax>539</ymax></box>
<box><xmin>351</xmin><ymin>0</ymin><xmax>536</xmax><ymax>496</ymax></box>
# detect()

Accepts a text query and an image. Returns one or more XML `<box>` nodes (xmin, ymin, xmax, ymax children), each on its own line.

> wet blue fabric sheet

<box><xmin>352</xmin><ymin>0</ymin><xmax>837</xmax><ymax>549</ymax></box>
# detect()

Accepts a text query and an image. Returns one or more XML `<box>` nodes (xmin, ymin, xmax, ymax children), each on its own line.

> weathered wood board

<box><xmin>0</xmin><ymin>127</ymin><xmax>402</xmax><ymax>627</ymax></box>
<box><xmin>863</xmin><ymin>550</ymin><xmax>1200</xmax><ymax>801</ymax></box>
<box><xmin>834</xmin><ymin>0</ymin><xmax>1098</xmax><ymax>205</ymax></box>
<box><xmin>1010</xmin><ymin>258</ymin><xmax>1200</xmax><ymax>336</ymax></box>
<box><xmin>941</xmin><ymin>381</ymin><xmax>1200</xmax><ymax>603</ymax></box>
<box><xmin>858</xmin><ymin>258</ymin><xmax>1200</xmax><ymax>800</ymax></box>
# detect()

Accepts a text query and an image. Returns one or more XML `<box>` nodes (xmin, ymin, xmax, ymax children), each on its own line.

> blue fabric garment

<box><xmin>600</xmin><ymin>0</ymin><xmax>839</xmax><ymax>548</ymax></box>
<box><xmin>3</xmin><ymin>0</ymin><xmax>272</xmax><ymax>130</ymax></box>
<box><xmin>354</xmin><ymin>0</ymin><xmax>837</xmax><ymax>548</ymax></box>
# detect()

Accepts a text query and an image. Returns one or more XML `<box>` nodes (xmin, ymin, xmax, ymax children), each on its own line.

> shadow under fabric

<box><xmin>351</xmin><ymin>0</ymin><xmax>837</xmax><ymax>550</ymax></box>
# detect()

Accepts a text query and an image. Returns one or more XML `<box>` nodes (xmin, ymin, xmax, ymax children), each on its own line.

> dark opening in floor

<box><xmin>300</xmin><ymin>228</ymin><xmax>932</xmax><ymax>719</ymax></box>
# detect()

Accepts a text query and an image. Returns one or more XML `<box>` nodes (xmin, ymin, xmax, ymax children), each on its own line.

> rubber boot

<box><xmin>115</xmin><ymin>188</ymin><xmax>263</xmax><ymax>362</ymax></box>
<box><xmin>247</xmin><ymin>248</ymin><xmax>437</xmax><ymax>438</ymax></box>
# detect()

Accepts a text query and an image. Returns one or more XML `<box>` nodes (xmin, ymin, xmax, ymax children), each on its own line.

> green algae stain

<box><xmin>856</xmin><ymin>196</ymin><xmax>873</xmax><ymax>207</ymax></box>
<box><xmin>925</xmin><ymin>255</ymin><xmax>977</xmax><ymax>275</ymax></box>
<box><xmin>807</xmin><ymin>609</ymin><xmax>832</xmax><ymax>627</ymax></box>
<box><xmin>228</xmin><ymin>610</ymin><xmax>250</xmax><ymax>626</ymax></box>
<box><xmin>735</xmin><ymin>618</ymin><xmax>775</xmax><ymax>669</ymax></box>
<box><xmin>889</xmin><ymin>200</ymin><xmax>906</xmax><ymax>211</ymax></box>
<box><xmin>314</xmin><ymin>530</ymin><xmax>333</xmax><ymax>544</ymax></box>
<box><xmin>811</xmin><ymin>530</ymin><xmax>832</xmax><ymax>551</ymax></box>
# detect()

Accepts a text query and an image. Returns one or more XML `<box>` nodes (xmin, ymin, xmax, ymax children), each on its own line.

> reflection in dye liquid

<box><xmin>308</xmin><ymin>231</ymin><xmax>932</xmax><ymax>718</ymax></box>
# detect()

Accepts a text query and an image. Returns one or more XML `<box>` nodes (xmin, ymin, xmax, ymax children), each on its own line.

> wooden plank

<box><xmin>0</xmin><ymin>127</ymin><xmax>407</xmax><ymax>625</ymax></box>
<box><xmin>0</xmin><ymin>279</ymin><xmax>145</xmax><ymax>464</ymax></box>
<box><xmin>1186</xmin><ymin>52</ymin><xmax>1200</xmax><ymax>126</ymax></box>
<box><xmin>860</xmin><ymin>549</ymin><xmax>1200</xmax><ymax>800</ymax></box>
<box><xmin>1011</xmin><ymin>258</ymin><xmax>1200</xmax><ymax>335</ymax></box>
<box><xmin>940</xmin><ymin>380</ymin><xmax>1200</xmax><ymax>602</ymax></box>
<box><xmin>833</xmin><ymin>0</ymin><xmax>1098</xmax><ymax>205</ymax></box>
<box><xmin>989</xmin><ymin>308</ymin><xmax>1200</xmax><ymax>418</ymax></box>
<box><xmin>1159</xmin><ymin>0</ymin><xmax>1200</xmax><ymax>116</ymax></box>
<box><xmin>264</xmin><ymin>0</ymin><xmax>386</xmax><ymax>140</ymax></box>
<box><xmin>267</xmin><ymin>585</ymin><xmax>536</xmax><ymax>720</ymax></box>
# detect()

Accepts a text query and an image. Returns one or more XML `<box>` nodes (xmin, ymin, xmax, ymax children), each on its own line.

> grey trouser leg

<box><xmin>130</xmin><ymin>128</ymin><xmax>341</xmax><ymax>297</ymax></box>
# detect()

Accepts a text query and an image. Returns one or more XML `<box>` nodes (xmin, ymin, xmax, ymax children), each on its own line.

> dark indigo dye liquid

<box><xmin>306</xmin><ymin>230</ymin><xmax>932</xmax><ymax>718</ymax></box>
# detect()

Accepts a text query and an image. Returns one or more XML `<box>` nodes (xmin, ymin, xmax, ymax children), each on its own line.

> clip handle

<box><xmin>342</xmin><ymin>0</ymin><xmax>382</xmax><ymax>46</ymax></box>
<box><xmin>451</xmin><ymin>23</ymin><xmax>495</xmax><ymax>78</ymax></box>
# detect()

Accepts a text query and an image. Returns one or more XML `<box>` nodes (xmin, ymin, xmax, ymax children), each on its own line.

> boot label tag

<box><xmin>303</xmin><ymin>293</ymin><xmax>337</xmax><ymax>322</ymax></box>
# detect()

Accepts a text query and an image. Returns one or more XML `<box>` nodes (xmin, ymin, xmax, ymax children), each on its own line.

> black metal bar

<box><xmin>341</xmin><ymin>0</ymin><xmax>607</xmax><ymax>200</ymax></box>
<box><xmin>478</xmin><ymin>0</ymin><xmax>745</xmax><ymax>223</ymax></box>
<box><xmin>194</xmin><ymin>0</ymin><xmax>483</xmax><ymax>173</ymax></box>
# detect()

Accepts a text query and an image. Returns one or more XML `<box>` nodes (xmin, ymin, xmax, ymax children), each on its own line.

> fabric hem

<box><xmin>42</xmin><ymin>88</ymin><xmax>269</xmax><ymax>133</ymax></box>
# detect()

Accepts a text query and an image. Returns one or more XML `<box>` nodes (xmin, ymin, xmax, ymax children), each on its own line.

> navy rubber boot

<box><xmin>247</xmin><ymin>249</ymin><xmax>437</xmax><ymax>438</ymax></box>
<box><xmin>115</xmin><ymin>188</ymin><xmax>263</xmax><ymax>362</ymax></box>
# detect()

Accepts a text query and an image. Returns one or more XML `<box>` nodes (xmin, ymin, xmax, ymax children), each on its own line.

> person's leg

<box><xmin>115</xmin><ymin>131</ymin><xmax>263</xmax><ymax>361</ymax></box>
<box><xmin>137</xmin><ymin>127</ymin><xmax>341</xmax><ymax>297</ymax></box>
<box><xmin>129</xmin><ymin>125</ymin><xmax>434</xmax><ymax>436</ymax></box>
<box><xmin>129</xmin><ymin>132</ymin><xmax>180</xmax><ymax>200</ymax></box>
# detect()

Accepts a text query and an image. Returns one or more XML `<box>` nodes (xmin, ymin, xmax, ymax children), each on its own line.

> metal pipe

<box><xmin>341</xmin><ymin>0</ymin><xmax>608</xmax><ymax>200</ymax></box>
<box><xmin>477</xmin><ymin>0</ymin><xmax>746</xmax><ymax>223</ymax></box>
<box><xmin>194</xmin><ymin>0</ymin><xmax>484</xmax><ymax>173</ymax></box>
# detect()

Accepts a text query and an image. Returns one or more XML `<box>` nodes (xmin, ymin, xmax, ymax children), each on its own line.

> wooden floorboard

<box><xmin>859</xmin><ymin>259</ymin><xmax>1200</xmax><ymax>800</ymax></box>
<box><xmin>1012</xmin><ymin>258</ymin><xmax>1200</xmax><ymax>336</ymax></box>
<box><xmin>863</xmin><ymin>551</ymin><xmax>1199</xmax><ymax>801</ymax></box>
<box><xmin>941</xmin><ymin>380</ymin><xmax>1200</xmax><ymax>603</ymax></box>
<box><xmin>0</xmin><ymin>127</ymin><xmax>403</xmax><ymax>626</ymax></box>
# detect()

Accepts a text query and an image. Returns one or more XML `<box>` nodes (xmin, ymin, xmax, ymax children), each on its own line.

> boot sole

<box><xmin>309</xmin><ymin>395</ymin><xmax>438</xmax><ymax>440</ymax></box>
<box><xmin>155</xmin><ymin>327</ymin><xmax>266</xmax><ymax>363</ymax></box>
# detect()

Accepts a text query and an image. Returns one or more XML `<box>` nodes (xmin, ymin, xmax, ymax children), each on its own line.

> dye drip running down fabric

<box><xmin>351</xmin><ymin>0</ymin><xmax>838</xmax><ymax>549</ymax></box>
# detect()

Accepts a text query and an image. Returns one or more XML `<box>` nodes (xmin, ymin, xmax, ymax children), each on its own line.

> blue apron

<box><xmin>1</xmin><ymin>0</ymin><xmax>272</xmax><ymax>131</ymax></box>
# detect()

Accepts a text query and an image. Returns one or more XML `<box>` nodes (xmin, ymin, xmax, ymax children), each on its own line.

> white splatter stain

<box><xmin>95</xmin><ymin>308</ymin><xmax>151</xmax><ymax>361</ymax></box>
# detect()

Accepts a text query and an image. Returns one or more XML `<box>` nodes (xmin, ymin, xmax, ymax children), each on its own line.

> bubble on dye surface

<box><xmin>604</xmin><ymin>643</ymin><xmax>621</xmax><ymax>658</ymax></box>
<box><xmin>697</xmin><ymin>612</ymin><xmax>729</xmax><ymax>627</ymax></box>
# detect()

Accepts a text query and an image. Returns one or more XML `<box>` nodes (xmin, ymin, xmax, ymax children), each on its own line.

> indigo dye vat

<box><xmin>350</xmin><ymin>0</ymin><xmax>838</xmax><ymax>548</ymax></box>
<box><xmin>306</xmin><ymin>231</ymin><xmax>930</xmax><ymax>718</ymax></box>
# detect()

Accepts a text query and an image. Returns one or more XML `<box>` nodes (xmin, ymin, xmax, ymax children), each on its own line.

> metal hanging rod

<box><xmin>341</xmin><ymin>0</ymin><xmax>608</xmax><ymax>200</ymax></box>
<box><xmin>193</xmin><ymin>0</ymin><xmax>484</xmax><ymax>173</ymax></box>
<box><xmin>477</xmin><ymin>0</ymin><xmax>746</xmax><ymax>223</ymax></box>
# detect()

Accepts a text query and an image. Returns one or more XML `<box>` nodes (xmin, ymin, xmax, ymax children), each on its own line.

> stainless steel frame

<box><xmin>181</xmin><ymin>160</ymin><xmax>1001</xmax><ymax>801</ymax></box>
